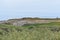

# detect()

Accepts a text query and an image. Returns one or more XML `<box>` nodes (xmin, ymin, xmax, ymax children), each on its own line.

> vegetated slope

<box><xmin>0</xmin><ymin>22</ymin><xmax>60</xmax><ymax>40</ymax></box>
<box><xmin>1</xmin><ymin>17</ymin><xmax>60</xmax><ymax>26</ymax></box>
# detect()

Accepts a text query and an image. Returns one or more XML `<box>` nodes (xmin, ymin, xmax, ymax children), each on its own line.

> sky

<box><xmin>0</xmin><ymin>0</ymin><xmax>60</xmax><ymax>20</ymax></box>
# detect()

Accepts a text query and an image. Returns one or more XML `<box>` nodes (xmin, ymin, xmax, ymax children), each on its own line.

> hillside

<box><xmin>0</xmin><ymin>18</ymin><xmax>60</xmax><ymax>40</ymax></box>
<box><xmin>0</xmin><ymin>17</ymin><xmax>60</xmax><ymax>26</ymax></box>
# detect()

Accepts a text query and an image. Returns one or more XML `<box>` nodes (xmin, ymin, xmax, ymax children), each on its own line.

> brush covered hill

<box><xmin>0</xmin><ymin>17</ymin><xmax>60</xmax><ymax>26</ymax></box>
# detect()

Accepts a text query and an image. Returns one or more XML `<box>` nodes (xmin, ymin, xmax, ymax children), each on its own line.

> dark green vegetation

<box><xmin>0</xmin><ymin>22</ymin><xmax>60</xmax><ymax>40</ymax></box>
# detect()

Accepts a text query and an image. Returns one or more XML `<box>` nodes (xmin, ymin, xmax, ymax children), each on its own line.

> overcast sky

<box><xmin>0</xmin><ymin>0</ymin><xmax>60</xmax><ymax>20</ymax></box>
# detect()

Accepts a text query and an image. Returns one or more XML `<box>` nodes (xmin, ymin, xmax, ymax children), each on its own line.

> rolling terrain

<box><xmin>0</xmin><ymin>18</ymin><xmax>60</xmax><ymax>40</ymax></box>
<box><xmin>0</xmin><ymin>17</ymin><xmax>60</xmax><ymax>26</ymax></box>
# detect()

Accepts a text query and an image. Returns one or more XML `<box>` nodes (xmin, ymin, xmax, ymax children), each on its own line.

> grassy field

<box><xmin>0</xmin><ymin>22</ymin><xmax>60</xmax><ymax>40</ymax></box>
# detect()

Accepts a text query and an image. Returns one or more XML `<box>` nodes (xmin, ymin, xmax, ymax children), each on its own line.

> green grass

<box><xmin>0</xmin><ymin>22</ymin><xmax>60</xmax><ymax>40</ymax></box>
